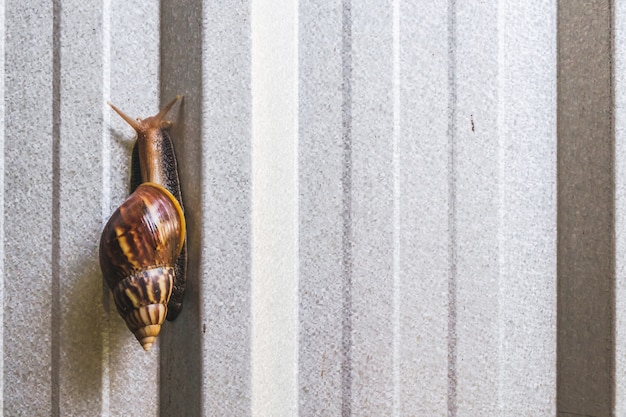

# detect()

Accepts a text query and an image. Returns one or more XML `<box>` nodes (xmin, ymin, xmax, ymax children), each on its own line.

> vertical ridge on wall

<box><xmin>340</xmin><ymin>1</ymin><xmax>353</xmax><ymax>415</ymax></box>
<box><xmin>453</xmin><ymin>0</ymin><xmax>501</xmax><ymax>411</ymax></box>
<box><xmin>159</xmin><ymin>0</ymin><xmax>203</xmax><ymax>415</ymax></box>
<box><xmin>446</xmin><ymin>1</ymin><xmax>458</xmax><ymax>414</ymax></box>
<box><xmin>99</xmin><ymin>0</ymin><xmax>112</xmax><ymax>411</ymax></box>
<box><xmin>0</xmin><ymin>0</ymin><xmax>5</xmax><ymax>413</ymax></box>
<box><xmin>57</xmin><ymin>1</ymin><xmax>114</xmax><ymax>415</ymax></box>
<box><xmin>411</xmin><ymin>0</ymin><xmax>453</xmax><ymax>413</ymax></box>
<box><xmin>498</xmin><ymin>2</ymin><xmax>556</xmax><ymax>415</ymax></box>
<box><xmin>391</xmin><ymin>0</ymin><xmax>401</xmax><ymax>414</ymax></box>
<box><xmin>496</xmin><ymin>1</ymin><xmax>506</xmax><ymax>412</ymax></box>
<box><xmin>191</xmin><ymin>0</ymin><xmax>253</xmax><ymax>416</ymax></box>
<box><xmin>50</xmin><ymin>0</ymin><xmax>61</xmax><ymax>414</ymax></box>
<box><xmin>161</xmin><ymin>0</ymin><xmax>254</xmax><ymax>413</ymax></box>
<box><xmin>557</xmin><ymin>1</ymin><xmax>614</xmax><ymax>415</ymax></box>
<box><xmin>396</xmin><ymin>1</ymin><xmax>452</xmax><ymax>414</ymax></box>
<box><xmin>298</xmin><ymin>1</ymin><xmax>346</xmax><ymax>415</ymax></box>
<box><xmin>251</xmin><ymin>0</ymin><xmax>299</xmax><ymax>415</ymax></box>
<box><xmin>349</xmin><ymin>1</ymin><xmax>396</xmax><ymax>414</ymax></box>
<box><xmin>4</xmin><ymin>2</ymin><xmax>55</xmax><ymax>414</ymax></box>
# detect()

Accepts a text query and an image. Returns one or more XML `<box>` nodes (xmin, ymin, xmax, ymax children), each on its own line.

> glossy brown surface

<box><xmin>99</xmin><ymin>182</ymin><xmax>185</xmax><ymax>289</ymax></box>
<box><xmin>99</xmin><ymin>182</ymin><xmax>185</xmax><ymax>350</ymax></box>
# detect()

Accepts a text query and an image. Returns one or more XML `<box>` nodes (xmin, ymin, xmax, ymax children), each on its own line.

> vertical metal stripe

<box><xmin>251</xmin><ymin>0</ymin><xmax>299</xmax><ymax>414</ymax></box>
<box><xmin>341</xmin><ymin>1</ymin><xmax>353</xmax><ymax>415</ymax></box>
<box><xmin>50</xmin><ymin>0</ymin><xmax>61</xmax><ymax>415</ymax></box>
<box><xmin>100</xmin><ymin>0</ymin><xmax>111</xmax><ymax>414</ymax></box>
<box><xmin>447</xmin><ymin>1</ymin><xmax>458</xmax><ymax>415</ymax></box>
<box><xmin>496</xmin><ymin>0</ymin><xmax>505</xmax><ymax>413</ymax></box>
<box><xmin>0</xmin><ymin>0</ymin><xmax>5</xmax><ymax>412</ymax></box>
<box><xmin>392</xmin><ymin>0</ymin><xmax>401</xmax><ymax>415</ymax></box>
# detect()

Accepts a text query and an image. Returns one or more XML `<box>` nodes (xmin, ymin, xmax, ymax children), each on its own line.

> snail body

<box><xmin>100</xmin><ymin>97</ymin><xmax>187</xmax><ymax>351</ymax></box>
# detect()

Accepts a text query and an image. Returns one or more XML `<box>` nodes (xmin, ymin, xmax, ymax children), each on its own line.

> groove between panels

<box><xmin>391</xmin><ymin>0</ymin><xmax>401</xmax><ymax>415</ymax></box>
<box><xmin>340</xmin><ymin>0</ymin><xmax>353</xmax><ymax>415</ymax></box>
<box><xmin>0</xmin><ymin>1</ymin><xmax>5</xmax><ymax>413</ymax></box>
<box><xmin>50</xmin><ymin>0</ymin><xmax>62</xmax><ymax>415</ymax></box>
<box><xmin>100</xmin><ymin>0</ymin><xmax>112</xmax><ymax>414</ymax></box>
<box><xmin>446</xmin><ymin>0</ymin><xmax>458</xmax><ymax>415</ymax></box>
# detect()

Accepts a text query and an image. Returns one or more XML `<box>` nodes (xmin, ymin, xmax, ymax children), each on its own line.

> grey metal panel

<box><xmin>298</xmin><ymin>1</ymin><xmax>346</xmax><ymax>415</ymax></box>
<box><xmin>160</xmin><ymin>0</ymin><xmax>253</xmax><ymax>415</ymax></box>
<box><xmin>499</xmin><ymin>3</ymin><xmax>557</xmax><ymax>415</ymax></box>
<box><xmin>396</xmin><ymin>1</ymin><xmax>451</xmax><ymax>414</ymax></box>
<box><xmin>159</xmin><ymin>1</ymin><xmax>203</xmax><ymax>415</ymax></box>
<box><xmin>452</xmin><ymin>2</ymin><xmax>501</xmax><ymax>414</ymax></box>
<box><xmin>299</xmin><ymin>0</ymin><xmax>558</xmax><ymax>415</ymax></box>
<box><xmin>557</xmin><ymin>1</ymin><xmax>614</xmax><ymax>416</ymax></box>
<box><xmin>450</xmin><ymin>2</ymin><xmax>557</xmax><ymax>414</ymax></box>
<box><xmin>4</xmin><ymin>1</ymin><xmax>54</xmax><ymax>415</ymax></box>
<box><xmin>1</xmin><ymin>0</ymin><xmax>564</xmax><ymax>415</ymax></box>
<box><xmin>4</xmin><ymin>0</ymin><xmax>162</xmax><ymax>415</ymax></box>
<box><xmin>57</xmin><ymin>1</ymin><xmax>106</xmax><ymax>415</ymax></box>
<box><xmin>0</xmin><ymin>2</ymin><xmax>5</xmax><ymax>413</ymax></box>
<box><xmin>349</xmin><ymin>0</ymin><xmax>396</xmax><ymax>415</ymax></box>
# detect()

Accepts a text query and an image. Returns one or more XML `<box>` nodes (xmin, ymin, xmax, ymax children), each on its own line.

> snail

<box><xmin>99</xmin><ymin>96</ymin><xmax>187</xmax><ymax>351</ymax></box>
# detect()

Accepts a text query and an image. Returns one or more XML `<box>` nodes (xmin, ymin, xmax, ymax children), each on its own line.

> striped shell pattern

<box><xmin>99</xmin><ymin>182</ymin><xmax>185</xmax><ymax>351</ymax></box>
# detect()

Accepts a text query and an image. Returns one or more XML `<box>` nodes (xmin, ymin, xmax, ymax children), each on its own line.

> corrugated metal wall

<box><xmin>1</xmin><ymin>0</ymin><xmax>621</xmax><ymax>415</ymax></box>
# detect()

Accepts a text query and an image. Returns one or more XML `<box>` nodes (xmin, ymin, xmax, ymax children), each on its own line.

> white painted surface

<box><xmin>251</xmin><ymin>0</ymin><xmax>299</xmax><ymax>415</ymax></box>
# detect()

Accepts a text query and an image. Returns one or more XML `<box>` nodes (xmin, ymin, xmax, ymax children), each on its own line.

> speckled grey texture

<box><xmin>4</xmin><ymin>2</ymin><xmax>55</xmax><ymax>415</ymax></box>
<box><xmin>2</xmin><ymin>0</ymin><xmax>564</xmax><ymax>415</ymax></box>
<box><xmin>499</xmin><ymin>3</ymin><xmax>557</xmax><ymax>415</ymax></box>
<box><xmin>299</xmin><ymin>1</ymin><xmax>558</xmax><ymax>416</ymax></box>
<box><xmin>56</xmin><ymin>1</ymin><xmax>107</xmax><ymax>415</ymax></box>
<box><xmin>4</xmin><ymin>1</ymin><xmax>161</xmax><ymax>415</ymax></box>
<box><xmin>160</xmin><ymin>0</ymin><xmax>253</xmax><ymax>416</ymax></box>
<box><xmin>558</xmin><ymin>1</ymin><xmax>613</xmax><ymax>416</ymax></box>
<box><xmin>298</xmin><ymin>2</ymin><xmax>346</xmax><ymax>415</ymax></box>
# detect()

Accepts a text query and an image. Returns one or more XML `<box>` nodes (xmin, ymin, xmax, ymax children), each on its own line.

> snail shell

<box><xmin>99</xmin><ymin>182</ymin><xmax>185</xmax><ymax>351</ymax></box>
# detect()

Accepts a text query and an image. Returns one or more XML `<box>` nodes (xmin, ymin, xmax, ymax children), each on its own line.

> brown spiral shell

<box><xmin>99</xmin><ymin>182</ymin><xmax>185</xmax><ymax>351</ymax></box>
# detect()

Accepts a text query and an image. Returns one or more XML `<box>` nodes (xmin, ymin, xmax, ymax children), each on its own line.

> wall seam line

<box><xmin>341</xmin><ymin>0</ymin><xmax>353</xmax><ymax>415</ymax></box>
<box><xmin>0</xmin><ymin>0</ymin><xmax>5</xmax><ymax>412</ymax></box>
<box><xmin>100</xmin><ymin>0</ymin><xmax>112</xmax><ymax>414</ymax></box>
<box><xmin>447</xmin><ymin>0</ymin><xmax>458</xmax><ymax>416</ymax></box>
<box><xmin>496</xmin><ymin>1</ymin><xmax>505</xmax><ymax>414</ymax></box>
<box><xmin>50</xmin><ymin>0</ymin><xmax>61</xmax><ymax>415</ymax></box>
<box><xmin>293</xmin><ymin>0</ymin><xmax>300</xmax><ymax>412</ymax></box>
<box><xmin>391</xmin><ymin>0</ymin><xmax>401</xmax><ymax>415</ymax></box>
<box><xmin>609</xmin><ymin>0</ymin><xmax>616</xmax><ymax>411</ymax></box>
